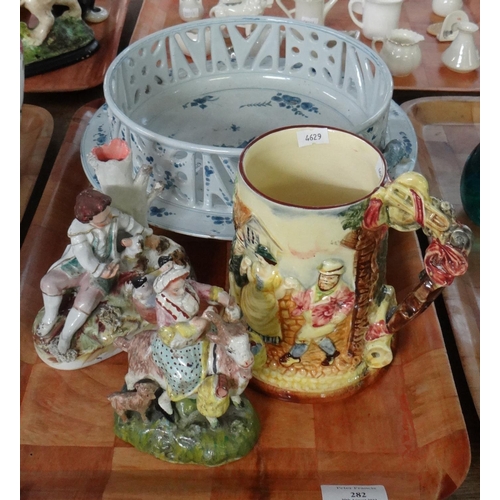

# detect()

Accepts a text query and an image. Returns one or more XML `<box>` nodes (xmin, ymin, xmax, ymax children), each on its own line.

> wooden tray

<box><xmin>130</xmin><ymin>0</ymin><xmax>479</xmax><ymax>92</ymax></box>
<box><xmin>23</xmin><ymin>0</ymin><xmax>131</xmax><ymax>93</ymax></box>
<box><xmin>402</xmin><ymin>97</ymin><xmax>480</xmax><ymax>417</ymax></box>
<box><xmin>20</xmin><ymin>104</ymin><xmax>54</xmax><ymax>220</ymax></box>
<box><xmin>20</xmin><ymin>100</ymin><xmax>470</xmax><ymax>499</ymax></box>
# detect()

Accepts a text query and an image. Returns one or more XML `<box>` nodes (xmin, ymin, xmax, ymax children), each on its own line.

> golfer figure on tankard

<box><xmin>280</xmin><ymin>259</ymin><xmax>355</xmax><ymax>367</ymax></box>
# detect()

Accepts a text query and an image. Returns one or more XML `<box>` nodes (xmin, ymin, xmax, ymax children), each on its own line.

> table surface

<box><xmin>19</xmin><ymin>0</ymin><xmax>480</xmax><ymax>498</ymax></box>
<box><xmin>130</xmin><ymin>0</ymin><xmax>480</xmax><ymax>93</ymax></box>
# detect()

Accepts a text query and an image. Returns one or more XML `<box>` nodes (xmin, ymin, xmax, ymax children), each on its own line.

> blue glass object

<box><xmin>460</xmin><ymin>143</ymin><xmax>480</xmax><ymax>226</ymax></box>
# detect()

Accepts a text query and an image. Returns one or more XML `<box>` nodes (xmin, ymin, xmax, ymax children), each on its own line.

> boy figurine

<box><xmin>37</xmin><ymin>188</ymin><xmax>151</xmax><ymax>354</ymax></box>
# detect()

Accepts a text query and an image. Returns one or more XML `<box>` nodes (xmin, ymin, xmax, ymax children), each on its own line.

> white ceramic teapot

<box><xmin>372</xmin><ymin>29</ymin><xmax>424</xmax><ymax>77</ymax></box>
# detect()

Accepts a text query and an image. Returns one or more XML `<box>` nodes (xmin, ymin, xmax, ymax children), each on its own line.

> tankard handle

<box><xmin>363</xmin><ymin>171</ymin><xmax>472</xmax><ymax>334</ymax></box>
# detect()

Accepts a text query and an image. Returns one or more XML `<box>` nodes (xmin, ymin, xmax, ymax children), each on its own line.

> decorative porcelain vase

<box><xmin>442</xmin><ymin>21</ymin><xmax>480</xmax><ymax>73</ymax></box>
<box><xmin>179</xmin><ymin>0</ymin><xmax>204</xmax><ymax>22</ymax></box>
<box><xmin>348</xmin><ymin>0</ymin><xmax>404</xmax><ymax>40</ymax></box>
<box><xmin>372</xmin><ymin>29</ymin><xmax>424</xmax><ymax>77</ymax></box>
<box><xmin>87</xmin><ymin>138</ymin><xmax>163</xmax><ymax>228</ymax></box>
<box><xmin>276</xmin><ymin>0</ymin><xmax>339</xmax><ymax>26</ymax></box>
<box><xmin>432</xmin><ymin>0</ymin><xmax>462</xmax><ymax>17</ymax></box>
<box><xmin>229</xmin><ymin>125</ymin><xmax>472</xmax><ymax>402</ymax></box>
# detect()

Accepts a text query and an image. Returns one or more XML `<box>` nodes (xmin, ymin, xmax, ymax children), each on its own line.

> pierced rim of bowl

<box><xmin>103</xmin><ymin>16</ymin><xmax>394</xmax><ymax>156</ymax></box>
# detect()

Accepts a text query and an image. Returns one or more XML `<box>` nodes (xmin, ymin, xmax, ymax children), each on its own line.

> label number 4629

<box><xmin>305</xmin><ymin>133</ymin><xmax>322</xmax><ymax>141</ymax></box>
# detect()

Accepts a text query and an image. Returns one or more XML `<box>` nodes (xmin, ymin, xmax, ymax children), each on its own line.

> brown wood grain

<box><xmin>402</xmin><ymin>96</ymin><xmax>480</xmax><ymax>417</ymax></box>
<box><xmin>20</xmin><ymin>104</ymin><xmax>54</xmax><ymax>220</ymax></box>
<box><xmin>23</xmin><ymin>0</ymin><xmax>131</xmax><ymax>93</ymax></box>
<box><xmin>130</xmin><ymin>0</ymin><xmax>479</xmax><ymax>92</ymax></box>
<box><xmin>20</xmin><ymin>100</ymin><xmax>471</xmax><ymax>499</ymax></box>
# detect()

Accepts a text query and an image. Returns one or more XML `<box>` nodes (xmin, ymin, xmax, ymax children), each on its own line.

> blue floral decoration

<box><xmin>209</xmin><ymin>216</ymin><xmax>233</xmax><ymax>225</ymax></box>
<box><xmin>183</xmin><ymin>95</ymin><xmax>219</xmax><ymax>109</ymax></box>
<box><xmin>399</xmin><ymin>131</ymin><xmax>413</xmax><ymax>155</ymax></box>
<box><xmin>240</xmin><ymin>92</ymin><xmax>319</xmax><ymax>118</ymax></box>
<box><xmin>93</xmin><ymin>125</ymin><xmax>108</xmax><ymax>146</ymax></box>
<box><xmin>150</xmin><ymin>206</ymin><xmax>166</xmax><ymax>217</ymax></box>
<box><xmin>162</xmin><ymin>171</ymin><xmax>175</xmax><ymax>190</ymax></box>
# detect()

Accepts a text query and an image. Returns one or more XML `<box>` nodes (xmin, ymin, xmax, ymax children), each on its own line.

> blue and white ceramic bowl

<box><xmin>101</xmin><ymin>17</ymin><xmax>395</xmax><ymax>238</ymax></box>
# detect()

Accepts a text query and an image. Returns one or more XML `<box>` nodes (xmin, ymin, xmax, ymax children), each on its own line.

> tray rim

<box><xmin>401</xmin><ymin>95</ymin><xmax>480</xmax><ymax>418</ymax></box>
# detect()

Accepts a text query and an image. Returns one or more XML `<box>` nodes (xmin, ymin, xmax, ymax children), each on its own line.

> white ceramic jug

<box><xmin>179</xmin><ymin>0</ymin><xmax>204</xmax><ymax>21</ymax></box>
<box><xmin>372</xmin><ymin>29</ymin><xmax>424</xmax><ymax>77</ymax></box>
<box><xmin>442</xmin><ymin>21</ymin><xmax>479</xmax><ymax>73</ymax></box>
<box><xmin>348</xmin><ymin>0</ymin><xmax>403</xmax><ymax>40</ymax></box>
<box><xmin>276</xmin><ymin>0</ymin><xmax>339</xmax><ymax>25</ymax></box>
<box><xmin>432</xmin><ymin>0</ymin><xmax>463</xmax><ymax>17</ymax></box>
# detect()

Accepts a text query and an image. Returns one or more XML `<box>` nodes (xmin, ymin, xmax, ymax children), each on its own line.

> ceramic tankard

<box><xmin>229</xmin><ymin>126</ymin><xmax>471</xmax><ymax>402</ymax></box>
<box><xmin>348</xmin><ymin>0</ymin><xmax>403</xmax><ymax>40</ymax></box>
<box><xmin>276</xmin><ymin>0</ymin><xmax>338</xmax><ymax>25</ymax></box>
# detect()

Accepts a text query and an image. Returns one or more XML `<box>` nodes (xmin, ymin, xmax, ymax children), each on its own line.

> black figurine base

<box><xmin>24</xmin><ymin>39</ymin><xmax>99</xmax><ymax>78</ymax></box>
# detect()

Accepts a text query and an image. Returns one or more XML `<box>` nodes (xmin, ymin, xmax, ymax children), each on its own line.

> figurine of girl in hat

<box><xmin>144</xmin><ymin>254</ymin><xmax>241</xmax><ymax>403</ymax></box>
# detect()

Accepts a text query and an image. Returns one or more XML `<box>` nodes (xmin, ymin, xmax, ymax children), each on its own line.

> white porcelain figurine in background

<box><xmin>209</xmin><ymin>0</ymin><xmax>273</xmax><ymax>18</ymax></box>
<box><xmin>179</xmin><ymin>0</ymin><xmax>204</xmax><ymax>22</ymax></box>
<box><xmin>427</xmin><ymin>10</ymin><xmax>469</xmax><ymax>42</ymax></box>
<box><xmin>372</xmin><ymin>29</ymin><xmax>424</xmax><ymax>77</ymax></box>
<box><xmin>276</xmin><ymin>0</ymin><xmax>338</xmax><ymax>26</ymax></box>
<box><xmin>441</xmin><ymin>21</ymin><xmax>479</xmax><ymax>73</ymax></box>
<box><xmin>432</xmin><ymin>0</ymin><xmax>463</xmax><ymax>17</ymax></box>
<box><xmin>348</xmin><ymin>0</ymin><xmax>404</xmax><ymax>40</ymax></box>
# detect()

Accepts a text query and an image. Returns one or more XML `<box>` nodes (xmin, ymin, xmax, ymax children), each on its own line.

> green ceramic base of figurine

<box><xmin>113</xmin><ymin>396</ymin><xmax>261</xmax><ymax>466</ymax></box>
<box><xmin>21</xmin><ymin>16</ymin><xmax>98</xmax><ymax>77</ymax></box>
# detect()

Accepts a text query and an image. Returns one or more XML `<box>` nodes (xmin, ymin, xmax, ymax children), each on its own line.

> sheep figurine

<box><xmin>108</xmin><ymin>381</ymin><xmax>158</xmax><ymax>423</ymax></box>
